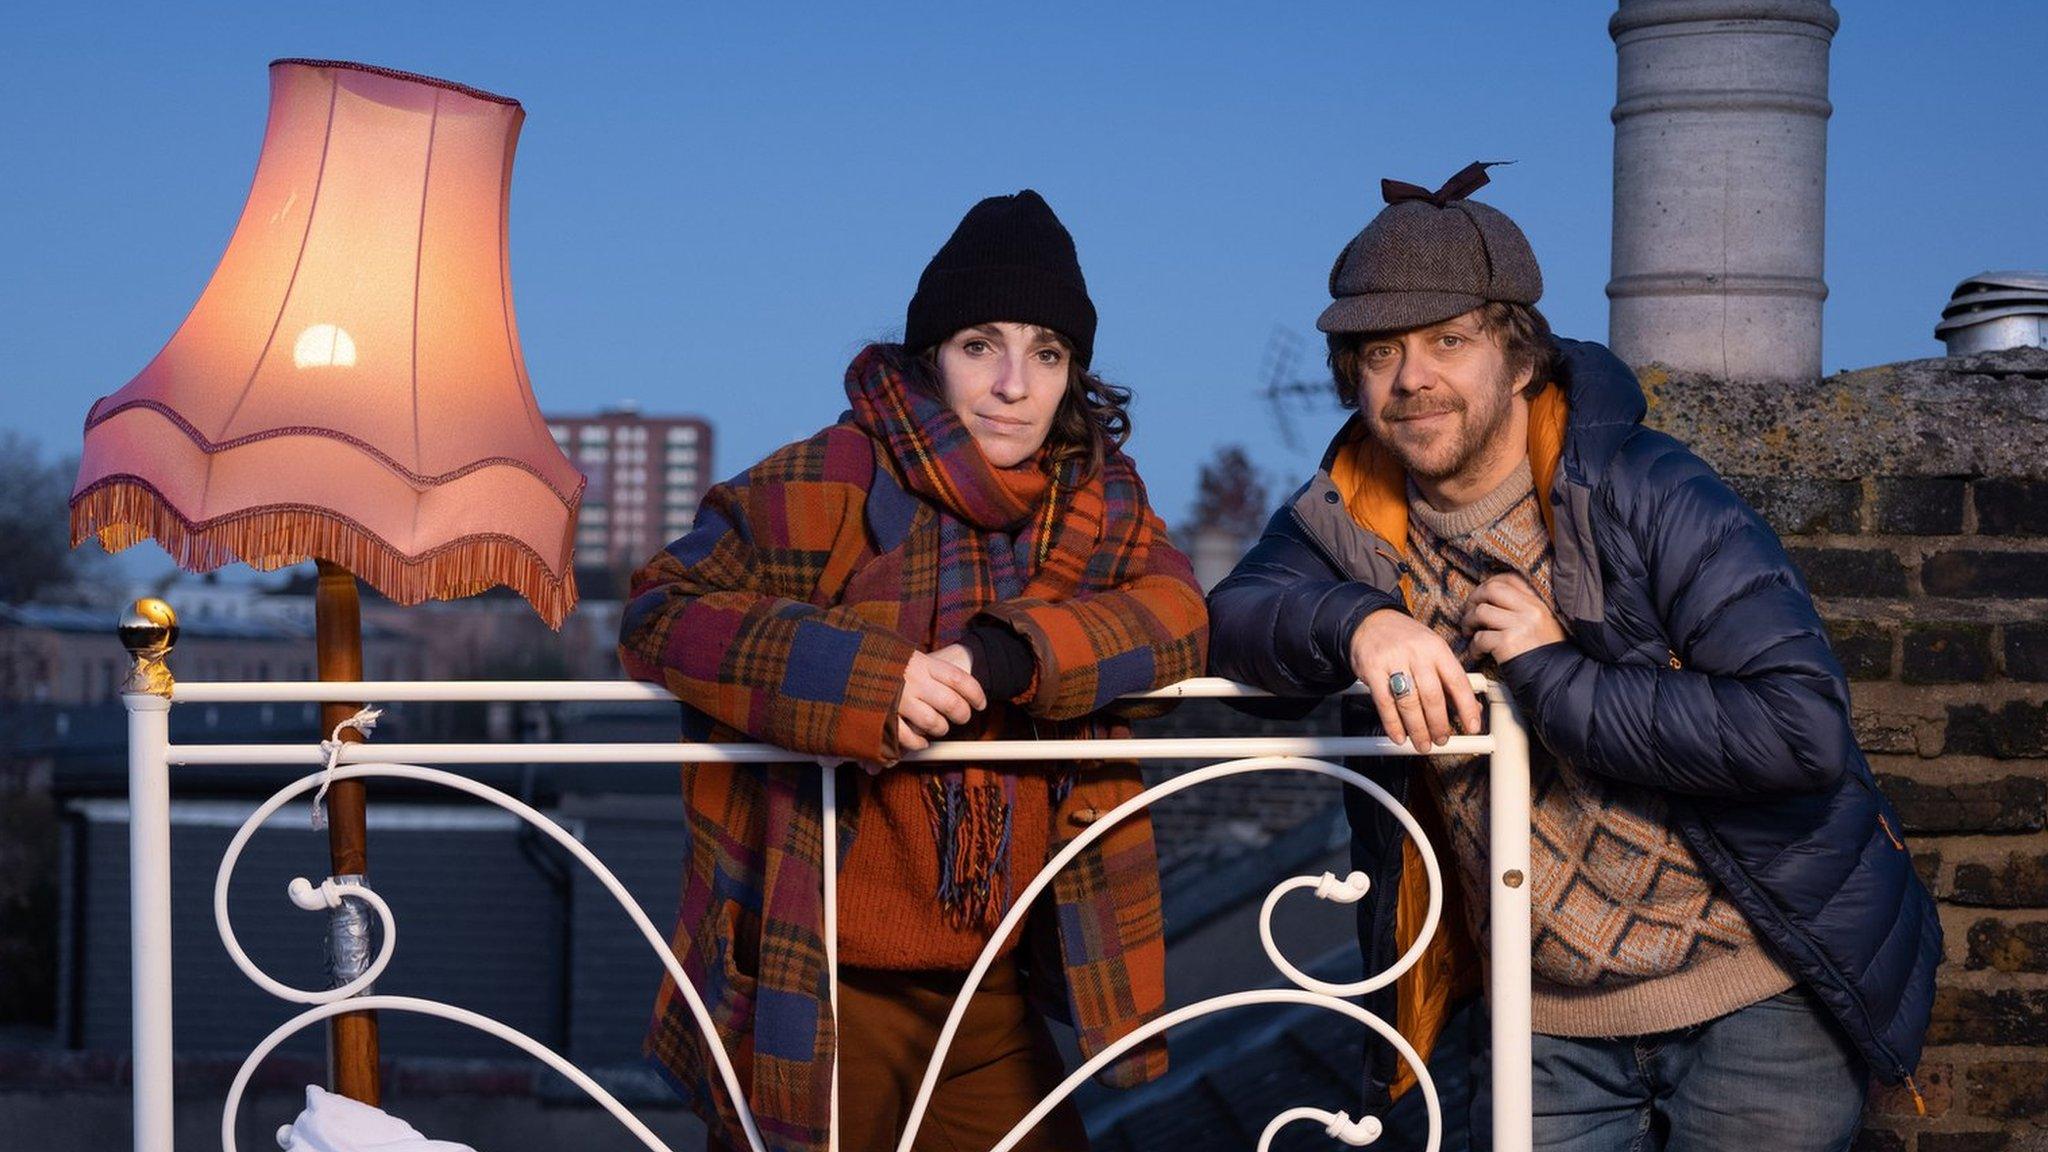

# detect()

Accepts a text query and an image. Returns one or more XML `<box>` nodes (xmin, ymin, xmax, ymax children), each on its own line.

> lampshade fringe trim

<box><xmin>70</xmin><ymin>479</ymin><xmax>578</xmax><ymax>630</ymax></box>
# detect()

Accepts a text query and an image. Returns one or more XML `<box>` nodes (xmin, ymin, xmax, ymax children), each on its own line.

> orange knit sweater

<box><xmin>837</xmin><ymin>716</ymin><xmax>1057</xmax><ymax>970</ymax></box>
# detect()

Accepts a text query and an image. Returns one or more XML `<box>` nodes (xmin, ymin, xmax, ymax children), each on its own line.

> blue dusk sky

<box><xmin>3</xmin><ymin>1</ymin><xmax>2042</xmax><ymax>580</ymax></box>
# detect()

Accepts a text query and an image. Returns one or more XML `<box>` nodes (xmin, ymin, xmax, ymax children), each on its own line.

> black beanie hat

<box><xmin>904</xmin><ymin>189</ymin><xmax>1098</xmax><ymax>368</ymax></box>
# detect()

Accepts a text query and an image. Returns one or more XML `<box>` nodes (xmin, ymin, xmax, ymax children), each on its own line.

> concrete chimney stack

<box><xmin>1607</xmin><ymin>0</ymin><xmax>1839</xmax><ymax>381</ymax></box>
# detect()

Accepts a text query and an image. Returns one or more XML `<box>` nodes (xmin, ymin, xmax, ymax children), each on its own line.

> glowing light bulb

<box><xmin>293</xmin><ymin>324</ymin><xmax>357</xmax><ymax>369</ymax></box>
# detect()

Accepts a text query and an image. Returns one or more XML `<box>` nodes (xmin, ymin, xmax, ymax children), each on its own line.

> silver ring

<box><xmin>1387</xmin><ymin>671</ymin><xmax>1414</xmax><ymax>699</ymax></box>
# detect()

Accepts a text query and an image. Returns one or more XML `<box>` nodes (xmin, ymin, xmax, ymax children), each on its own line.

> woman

<box><xmin>618</xmin><ymin>190</ymin><xmax>1208</xmax><ymax>1152</ymax></box>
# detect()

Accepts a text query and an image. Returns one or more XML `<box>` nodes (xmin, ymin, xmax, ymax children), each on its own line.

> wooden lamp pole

<box><xmin>314</xmin><ymin>558</ymin><xmax>380</xmax><ymax>1102</ymax></box>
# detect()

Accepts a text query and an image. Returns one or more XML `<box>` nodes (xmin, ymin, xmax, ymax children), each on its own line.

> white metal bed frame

<box><xmin>121</xmin><ymin>672</ymin><xmax>1534</xmax><ymax>1152</ymax></box>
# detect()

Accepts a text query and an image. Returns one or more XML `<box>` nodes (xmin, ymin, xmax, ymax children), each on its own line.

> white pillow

<box><xmin>276</xmin><ymin>1085</ymin><xmax>479</xmax><ymax>1152</ymax></box>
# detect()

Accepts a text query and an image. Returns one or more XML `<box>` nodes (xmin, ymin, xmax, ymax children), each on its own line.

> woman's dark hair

<box><xmin>1325</xmin><ymin>301</ymin><xmax>1556</xmax><ymax>409</ymax></box>
<box><xmin>913</xmin><ymin>331</ymin><xmax>1132</xmax><ymax>478</ymax></box>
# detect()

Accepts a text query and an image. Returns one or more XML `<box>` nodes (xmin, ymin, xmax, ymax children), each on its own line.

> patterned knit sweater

<box><xmin>1405</xmin><ymin>459</ymin><xmax>1794</xmax><ymax>1036</ymax></box>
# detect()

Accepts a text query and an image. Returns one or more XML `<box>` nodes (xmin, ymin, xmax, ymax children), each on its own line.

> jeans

<box><xmin>1529</xmin><ymin>987</ymin><xmax>1868</xmax><ymax>1152</ymax></box>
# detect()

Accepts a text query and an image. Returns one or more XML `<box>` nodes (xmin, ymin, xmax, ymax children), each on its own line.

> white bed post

<box><xmin>120</xmin><ymin>599</ymin><xmax>178</xmax><ymax>1152</ymax></box>
<box><xmin>1487</xmin><ymin>683</ymin><xmax>1535</xmax><ymax>1152</ymax></box>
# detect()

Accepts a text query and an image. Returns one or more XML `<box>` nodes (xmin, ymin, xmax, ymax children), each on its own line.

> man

<box><xmin>1208</xmin><ymin>163</ymin><xmax>1939</xmax><ymax>1150</ymax></box>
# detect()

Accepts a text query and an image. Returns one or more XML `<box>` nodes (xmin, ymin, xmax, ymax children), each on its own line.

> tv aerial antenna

<box><xmin>1259</xmin><ymin>325</ymin><xmax>1339</xmax><ymax>455</ymax></box>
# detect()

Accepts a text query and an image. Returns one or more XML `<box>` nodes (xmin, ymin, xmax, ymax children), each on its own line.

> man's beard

<box><xmin>1369</xmin><ymin>366</ymin><xmax>1517</xmax><ymax>483</ymax></box>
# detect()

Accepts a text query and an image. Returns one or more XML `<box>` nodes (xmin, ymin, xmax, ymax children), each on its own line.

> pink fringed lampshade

<box><xmin>71</xmin><ymin>59</ymin><xmax>584</xmax><ymax>627</ymax></box>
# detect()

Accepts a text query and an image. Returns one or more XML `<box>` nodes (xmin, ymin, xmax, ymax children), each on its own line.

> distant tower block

<box><xmin>1607</xmin><ymin>0</ymin><xmax>1839</xmax><ymax>381</ymax></box>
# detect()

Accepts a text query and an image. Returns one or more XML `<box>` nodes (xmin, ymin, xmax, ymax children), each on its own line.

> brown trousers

<box><xmin>711</xmin><ymin>958</ymin><xmax>1089</xmax><ymax>1152</ymax></box>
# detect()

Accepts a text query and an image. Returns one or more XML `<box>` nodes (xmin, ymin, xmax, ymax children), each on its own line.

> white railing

<box><xmin>122</xmin><ymin>675</ymin><xmax>1534</xmax><ymax>1152</ymax></box>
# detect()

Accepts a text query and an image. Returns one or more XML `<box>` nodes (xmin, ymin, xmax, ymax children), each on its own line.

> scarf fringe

<box><xmin>70</xmin><ymin>478</ymin><xmax>578</xmax><ymax>630</ymax></box>
<box><xmin>924</xmin><ymin>776</ymin><xmax>1014</xmax><ymax>929</ymax></box>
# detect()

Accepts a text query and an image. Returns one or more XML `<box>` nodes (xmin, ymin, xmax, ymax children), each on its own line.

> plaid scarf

<box><xmin>843</xmin><ymin>344</ymin><xmax>1141</xmax><ymax>927</ymax></box>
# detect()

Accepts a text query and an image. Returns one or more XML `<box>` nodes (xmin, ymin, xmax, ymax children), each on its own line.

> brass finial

<box><xmin>119</xmin><ymin>597</ymin><xmax>178</xmax><ymax>697</ymax></box>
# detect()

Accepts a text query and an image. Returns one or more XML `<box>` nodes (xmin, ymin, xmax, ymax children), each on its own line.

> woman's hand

<box><xmin>1349</xmin><ymin>608</ymin><xmax>1482</xmax><ymax>754</ymax></box>
<box><xmin>1463</xmin><ymin>573</ymin><xmax>1567</xmax><ymax>667</ymax></box>
<box><xmin>930</xmin><ymin>642</ymin><xmax>974</xmax><ymax>676</ymax></box>
<box><xmin>890</xmin><ymin>648</ymin><xmax>988</xmax><ymax>757</ymax></box>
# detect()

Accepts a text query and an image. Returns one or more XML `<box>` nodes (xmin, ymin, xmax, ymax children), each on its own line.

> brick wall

<box><xmin>1648</xmin><ymin>347</ymin><xmax>2048</xmax><ymax>1151</ymax></box>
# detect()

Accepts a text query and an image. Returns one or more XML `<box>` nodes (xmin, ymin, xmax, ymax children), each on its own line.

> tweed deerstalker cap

<box><xmin>1318</xmin><ymin>161</ymin><xmax>1543</xmax><ymax>335</ymax></box>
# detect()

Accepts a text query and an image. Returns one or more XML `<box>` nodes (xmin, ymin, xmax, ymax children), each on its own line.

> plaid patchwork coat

<box><xmin>618</xmin><ymin>415</ymin><xmax>1207</xmax><ymax>1152</ymax></box>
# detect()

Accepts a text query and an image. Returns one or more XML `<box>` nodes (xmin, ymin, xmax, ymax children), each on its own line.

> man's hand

<box><xmin>890</xmin><ymin>648</ymin><xmax>988</xmax><ymax>757</ymax></box>
<box><xmin>1463</xmin><ymin>573</ymin><xmax>1567</xmax><ymax>667</ymax></box>
<box><xmin>1349</xmin><ymin>608</ymin><xmax>1482</xmax><ymax>753</ymax></box>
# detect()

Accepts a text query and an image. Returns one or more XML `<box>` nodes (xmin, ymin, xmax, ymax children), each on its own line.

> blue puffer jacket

<box><xmin>1208</xmin><ymin>337</ymin><xmax>1941</xmax><ymax>1100</ymax></box>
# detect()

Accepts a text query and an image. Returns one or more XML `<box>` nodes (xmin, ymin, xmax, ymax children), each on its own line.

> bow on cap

<box><xmin>1381</xmin><ymin>161</ymin><xmax>1512</xmax><ymax>207</ymax></box>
